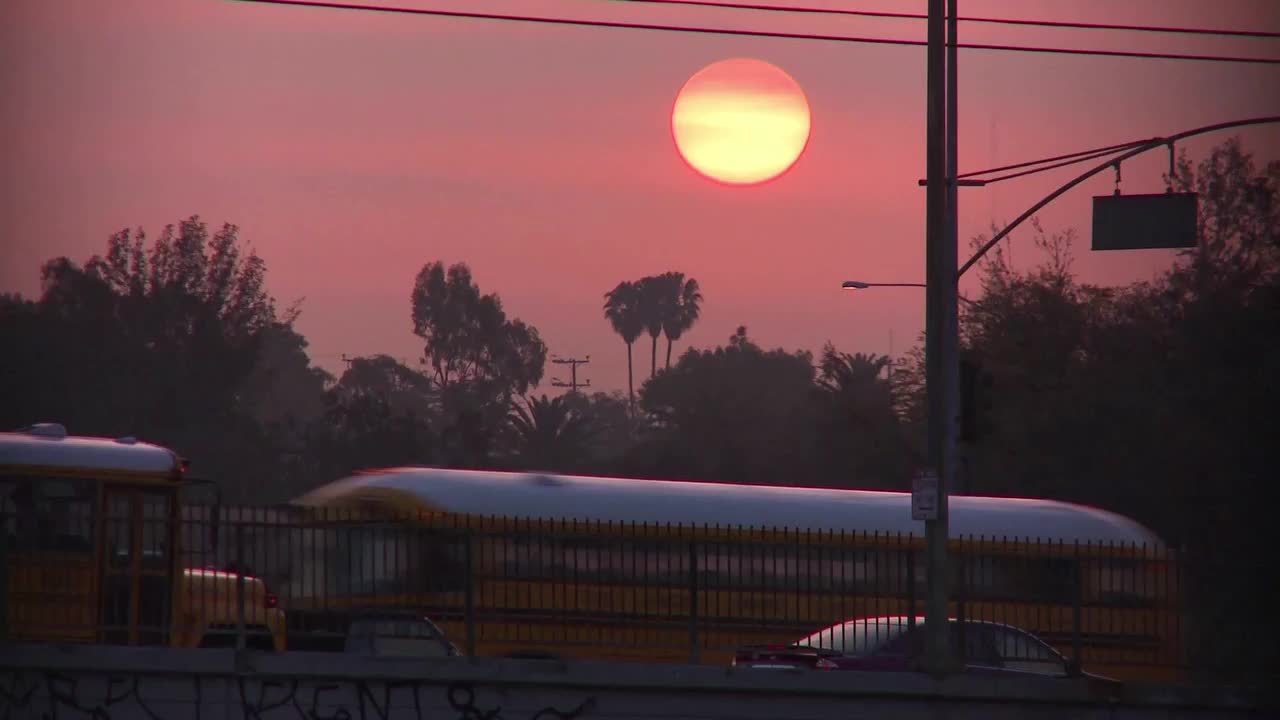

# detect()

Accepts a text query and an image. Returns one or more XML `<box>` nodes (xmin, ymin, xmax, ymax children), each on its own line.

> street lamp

<box><xmin>842</xmin><ymin>280</ymin><xmax>977</xmax><ymax>305</ymax></box>
<box><xmin>843</xmin><ymin>280</ymin><xmax>924</xmax><ymax>290</ymax></box>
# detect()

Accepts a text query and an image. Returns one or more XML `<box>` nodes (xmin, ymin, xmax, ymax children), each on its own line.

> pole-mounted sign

<box><xmin>1092</xmin><ymin>192</ymin><xmax>1199</xmax><ymax>251</ymax></box>
<box><xmin>912</xmin><ymin>470</ymin><xmax>940</xmax><ymax>521</ymax></box>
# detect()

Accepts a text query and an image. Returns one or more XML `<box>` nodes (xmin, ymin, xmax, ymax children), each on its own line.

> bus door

<box><xmin>101</xmin><ymin>485</ymin><xmax>176</xmax><ymax>645</ymax></box>
<box><xmin>0</xmin><ymin>476</ymin><xmax>98</xmax><ymax>643</ymax></box>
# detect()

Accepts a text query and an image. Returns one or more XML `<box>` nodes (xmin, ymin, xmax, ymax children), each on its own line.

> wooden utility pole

<box><xmin>550</xmin><ymin>356</ymin><xmax>591</xmax><ymax>394</ymax></box>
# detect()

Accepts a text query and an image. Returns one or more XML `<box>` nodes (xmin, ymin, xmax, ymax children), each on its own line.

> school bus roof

<box><xmin>292</xmin><ymin>467</ymin><xmax>1165</xmax><ymax>548</ymax></box>
<box><xmin>0</xmin><ymin>424</ymin><xmax>183</xmax><ymax>477</ymax></box>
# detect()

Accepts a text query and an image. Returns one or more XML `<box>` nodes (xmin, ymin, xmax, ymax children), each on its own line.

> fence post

<box><xmin>955</xmin><ymin>547</ymin><xmax>966</xmax><ymax>661</ymax></box>
<box><xmin>0</xmin><ymin>525</ymin><xmax>8</xmax><ymax>643</ymax></box>
<box><xmin>1071</xmin><ymin>548</ymin><xmax>1083</xmax><ymax>671</ymax></box>
<box><xmin>688</xmin><ymin>538</ymin><xmax>700</xmax><ymax>665</ymax></box>
<box><xmin>235</xmin><ymin>523</ymin><xmax>246</xmax><ymax>652</ymax></box>
<box><xmin>463</xmin><ymin>527</ymin><xmax>476</xmax><ymax>657</ymax></box>
<box><xmin>906</xmin><ymin>548</ymin><xmax>917</xmax><ymax>627</ymax></box>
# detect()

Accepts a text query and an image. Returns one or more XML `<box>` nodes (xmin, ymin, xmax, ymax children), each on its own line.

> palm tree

<box><xmin>659</xmin><ymin>272</ymin><xmax>703</xmax><ymax>369</ymax></box>
<box><xmin>817</xmin><ymin>347</ymin><xmax>893</xmax><ymax>399</ymax></box>
<box><xmin>506</xmin><ymin>394</ymin><xmax>592</xmax><ymax>471</ymax></box>
<box><xmin>603</xmin><ymin>281</ymin><xmax>645</xmax><ymax>407</ymax></box>
<box><xmin>636</xmin><ymin>275</ymin><xmax>666</xmax><ymax>380</ymax></box>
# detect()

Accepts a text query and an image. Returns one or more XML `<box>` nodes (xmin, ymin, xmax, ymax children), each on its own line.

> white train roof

<box><xmin>293</xmin><ymin>467</ymin><xmax>1164</xmax><ymax>547</ymax></box>
<box><xmin>0</xmin><ymin>424</ymin><xmax>182</xmax><ymax>476</ymax></box>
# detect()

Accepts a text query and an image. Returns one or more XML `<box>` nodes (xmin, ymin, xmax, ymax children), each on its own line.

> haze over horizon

<box><xmin>3</xmin><ymin>0</ymin><xmax>1278</xmax><ymax>393</ymax></box>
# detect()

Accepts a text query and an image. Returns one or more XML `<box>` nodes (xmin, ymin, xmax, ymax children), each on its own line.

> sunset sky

<box><xmin>2</xmin><ymin>0</ymin><xmax>1278</xmax><ymax>394</ymax></box>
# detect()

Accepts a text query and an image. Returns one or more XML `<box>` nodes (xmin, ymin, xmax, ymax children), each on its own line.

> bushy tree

<box><xmin>0</xmin><ymin>216</ymin><xmax>318</xmax><ymax>501</ymax></box>
<box><xmin>633</xmin><ymin>326</ymin><xmax>819</xmax><ymax>485</ymax></box>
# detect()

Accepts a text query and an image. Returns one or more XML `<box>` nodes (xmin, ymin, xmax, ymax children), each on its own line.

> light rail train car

<box><xmin>284</xmin><ymin>467</ymin><xmax>1178</xmax><ymax>681</ymax></box>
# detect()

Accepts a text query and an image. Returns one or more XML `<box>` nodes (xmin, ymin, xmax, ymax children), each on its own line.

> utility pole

<box><xmin>550</xmin><ymin>355</ymin><xmax>591</xmax><ymax>394</ymax></box>
<box><xmin>946</xmin><ymin>0</ymin><xmax>961</xmax><ymax>488</ymax></box>
<box><xmin>922</xmin><ymin>0</ymin><xmax>956</xmax><ymax>676</ymax></box>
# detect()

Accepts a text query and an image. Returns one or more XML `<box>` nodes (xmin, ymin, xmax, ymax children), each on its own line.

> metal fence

<box><xmin>1</xmin><ymin>505</ymin><xmax>1259</xmax><ymax>684</ymax></box>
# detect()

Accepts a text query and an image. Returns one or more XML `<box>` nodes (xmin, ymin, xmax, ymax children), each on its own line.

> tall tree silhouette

<box><xmin>636</xmin><ymin>275</ymin><xmax>666</xmax><ymax>379</ymax></box>
<box><xmin>658</xmin><ymin>272</ymin><xmax>703</xmax><ymax>369</ymax></box>
<box><xmin>410</xmin><ymin>261</ymin><xmax>546</xmax><ymax>400</ymax></box>
<box><xmin>603</xmin><ymin>280</ymin><xmax>644</xmax><ymax>406</ymax></box>
<box><xmin>0</xmin><ymin>215</ymin><xmax>302</xmax><ymax>502</ymax></box>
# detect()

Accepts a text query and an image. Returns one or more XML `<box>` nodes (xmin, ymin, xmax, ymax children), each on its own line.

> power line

<box><xmin>234</xmin><ymin>1</ymin><xmax>1280</xmax><ymax>65</ymax></box>
<box><xmin>917</xmin><ymin>138</ymin><xmax>1158</xmax><ymax>186</ymax></box>
<box><xmin>614</xmin><ymin>0</ymin><xmax>1280</xmax><ymax>40</ymax></box>
<box><xmin>975</xmin><ymin>143</ymin><xmax>1147</xmax><ymax>186</ymax></box>
<box><xmin>957</xmin><ymin>139</ymin><xmax>1152</xmax><ymax>180</ymax></box>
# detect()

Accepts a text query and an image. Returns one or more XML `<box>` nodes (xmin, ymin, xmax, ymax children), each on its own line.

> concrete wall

<box><xmin>0</xmin><ymin>644</ymin><xmax>1271</xmax><ymax>720</ymax></box>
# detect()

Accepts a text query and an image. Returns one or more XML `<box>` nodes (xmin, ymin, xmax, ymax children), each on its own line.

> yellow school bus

<box><xmin>282</xmin><ymin>467</ymin><xmax>1181</xmax><ymax>682</ymax></box>
<box><xmin>0</xmin><ymin>423</ymin><xmax>286</xmax><ymax>650</ymax></box>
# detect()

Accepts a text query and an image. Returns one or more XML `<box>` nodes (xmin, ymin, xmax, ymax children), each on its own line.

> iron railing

<box><xmin>0</xmin><ymin>505</ymin><xmax>1261</xmax><ymax>684</ymax></box>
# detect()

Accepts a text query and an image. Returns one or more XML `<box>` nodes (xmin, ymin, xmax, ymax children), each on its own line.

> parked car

<box><xmin>733</xmin><ymin>616</ymin><xmax>1115</xmax><ymax>683</ymax></box>
<box><xmin>287</xmin><ymin>608</ymin><xmax>460</xmax><ymax>658</ymax></box>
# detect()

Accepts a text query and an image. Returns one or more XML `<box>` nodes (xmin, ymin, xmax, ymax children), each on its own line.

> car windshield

<box><xmin>797</xmin><ymin>616</ymin><xmax>923</xmax><ymax>656</ymax></box>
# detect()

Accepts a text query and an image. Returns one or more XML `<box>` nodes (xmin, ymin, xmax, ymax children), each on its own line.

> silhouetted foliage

<box><xmin>411</xmin><ymin>260</ymin><xmax>547</xmax><ymax>399</ymax></box>
<box><xmin>504</xmin><ymin>393</ymin><xmax>595</xmax><ymax>472</ymax></box>
<box><xmin>636</xmin><ymin>275</ymin><xmax>667</xmax><ymax>380</ymax></box>
<box><xmin>409</xmin><ymin>261</ymin><xmax>549</xmax><ymax>470</ymax></box>
<box><xmin>889</xmin><ymin>137</ymin><xmax>1279</xmax><ymax>681</ymax></box>
<box><xmin>631</xmin><ymin>326</ymin><xmax>820</xmax><ymax>484</ymax></box>
<box><xmin>240</xmin><ymin>311</ymin><xmax>333</xmax><ymax>442</ymax></box>
<box><xmin>604</xmin><ymin>271</ymin><xmax>703</xmax><ymax>400</ymax></box>
<box><xmin>295</xmin><ymin>356</ymin><xmax>435</xmax><ymax>495</ymax></box>
<box><xmin>813</xmin><ymin>345</ymin><xmax>913</xmax><ymax>489</ymax></box>
<box><xmin>0</xmin><ymin>217</ymin><xmax>310</xmax><ymax>500</ymax></box>
<box><xmin>603</xmin><ymin>280</ymin><xmax>645</xmax><ymax>407</ymax></box>
<box><xmin>656</xmin><ymin>271</ymin><xmax>704</xmax><ymax>369</ymax></box>
<box><xmin>567</xmin><ymin>391</ymin><xmax>635</xmax><ymax>471</ymax></box>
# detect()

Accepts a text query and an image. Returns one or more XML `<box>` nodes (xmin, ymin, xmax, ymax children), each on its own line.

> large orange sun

<box><xmin>671</xmin><ymin>58</ymin><xmax>811</xmax><ymax>186</ymax></box>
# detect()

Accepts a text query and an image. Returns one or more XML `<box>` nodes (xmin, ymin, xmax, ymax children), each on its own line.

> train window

<box><xmin>958</xmin><ymin>555</ymin><xmax>1076</xmax><ymax>603</ymax></box>
<box><xmin>489</xmin><ymin>538</ymin><xmax>924</xmax><ymax>593</ymax></box>
<box><xmin>0</xmin><ymin>476</ymin><xmax>96</xmax><ymax>553</ymax></box>
<box><xmin>1089</xmin><ymin>557</ymin><xmax>1157</xmax><ymax>606</ymax></box>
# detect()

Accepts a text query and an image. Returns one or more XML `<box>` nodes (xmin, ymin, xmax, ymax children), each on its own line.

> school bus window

<box><xmin>106</xmin><ymin>493</ymin><xmax>133</xmax><ymax>567</ymax></box>
<box><xmin>141</xmin><ymin>491</ymin><xmax>172</xmax><ymax>570</ymax></box>
<box><xmin>0</xmin><ymin>476</ymin><xmax>96</xmax><ymax>553</ymax></box>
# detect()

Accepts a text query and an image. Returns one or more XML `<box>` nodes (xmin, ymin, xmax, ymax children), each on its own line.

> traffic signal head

<box><xmin>959</xmin><ymin>358</ymin><xmax>995</xmax><ymax>443</ymax></box>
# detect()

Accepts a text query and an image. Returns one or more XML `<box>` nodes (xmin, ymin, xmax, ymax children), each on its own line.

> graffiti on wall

<box><xmin>0</xmin><ymin>670</ymin><xmax>595</xmax><ymax>720</ymax></box>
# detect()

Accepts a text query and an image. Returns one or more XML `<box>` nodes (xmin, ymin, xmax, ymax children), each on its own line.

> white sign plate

<box><xmin>912</xmin><ymin>471</ymin><xmax>939</xmax><ymax>521</ymax></box>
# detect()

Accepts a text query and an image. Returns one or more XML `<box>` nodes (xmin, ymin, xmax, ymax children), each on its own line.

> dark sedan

<box><xmin>733</xmin><ymin>616</ymin><xmax>1114</xmax><ymax>683</ymax></box>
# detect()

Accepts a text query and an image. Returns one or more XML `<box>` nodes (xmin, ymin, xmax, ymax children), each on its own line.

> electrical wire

<box><xmin>957</xmin><ymin>139</ymin><xmax>1155</xmax><ymax>180</ymax></box>
<box><xmin>233</xmin><ymin>0</ymin><xmax>1280</xmax><ymax>65</ymax></box>
<box><xmin>613</xmin><ymin>0</ymin><xmax>1280</xmax><ymax>40</ymax></box>
<box><xmin>975</xmin><ymin>143</ymin><xmax>1148</xmax><ymax>185</ymax></box>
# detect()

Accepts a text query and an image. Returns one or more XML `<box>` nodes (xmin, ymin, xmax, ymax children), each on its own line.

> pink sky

<box><xmin>2</xmin><ymin>0</ymin><xmax>1278</xmax><ymax>393</ymax></box>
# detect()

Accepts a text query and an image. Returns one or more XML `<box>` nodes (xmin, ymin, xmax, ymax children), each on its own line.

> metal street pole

<box><xmin>923</xmin><ymin>0</ymin><xmax>952</xmax><ymax>676</ymax></box>
<box><xmin>946</xmin><ymin>0</ymin><xmax>961</xmax><ymax>488</ymax></box>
